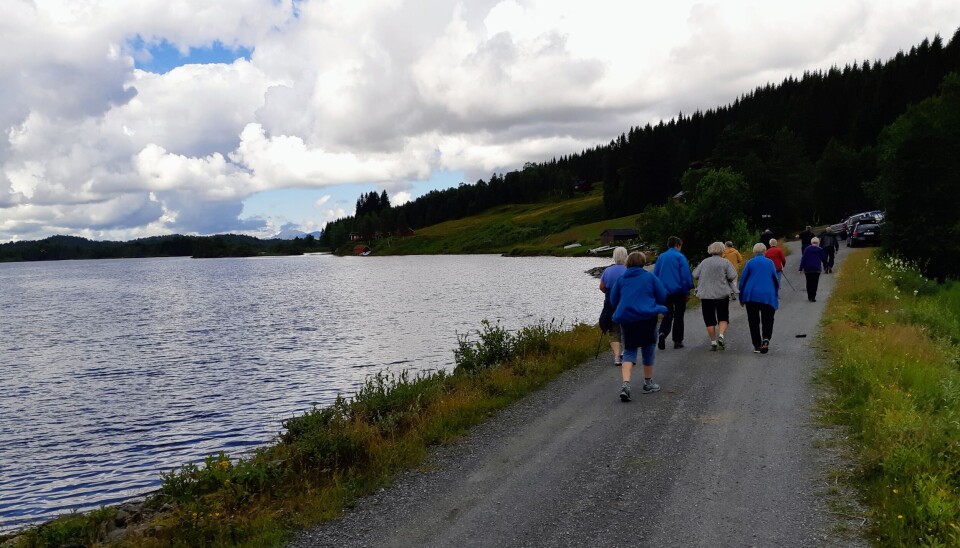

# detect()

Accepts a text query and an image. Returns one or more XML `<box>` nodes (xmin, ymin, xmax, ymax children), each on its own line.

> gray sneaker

<box><xmin>717</xmin><ymin>334</ymin><xmax>725</xmax><ymax>351</ymax></box>
<box><xmin>619</xmin><ymin>382</ymin><xmax>632</xmax><ymax>402</ymax></box>
<box><xmin>641</xmin><ymin>380</ymin><xmax>661</xmax><ymax>394</ymax></box>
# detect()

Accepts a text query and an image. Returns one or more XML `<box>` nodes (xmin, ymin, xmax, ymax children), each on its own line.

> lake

<box><xmin>0</xmin><ymin>253</ymin><xmax>610</xmax><ymax>531</ymax></box>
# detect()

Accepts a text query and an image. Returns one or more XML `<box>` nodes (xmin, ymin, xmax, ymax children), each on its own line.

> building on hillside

<box><xmin>599</xmin><ymin>228</ymin><xmax>639</xmax><ymax>245</ymax></box>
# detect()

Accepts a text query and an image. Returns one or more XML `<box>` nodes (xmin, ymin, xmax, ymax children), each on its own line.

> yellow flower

<box><xmin>898</xmin><ymin>515</ymin><xmax>904</xmax><ymax>519</ymax></box>
<box><xmin>893</xmin><ymin>489</ymin><xmax>899</xmax><ymax>494</ymax></box>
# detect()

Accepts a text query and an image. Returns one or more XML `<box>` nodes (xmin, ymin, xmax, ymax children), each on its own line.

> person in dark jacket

<box><xmin>798</xmin><ymin>226</ymin><xmax>815</xmax><ymax>251</ymax></box>
<box><xmin>817</xmin><ymin>230</ymin><xmax>840</xmax><ymax>273</ymax></box>
<box><xmin>610</xmin><ymin>252</ymin><xmax>668</xmax><ymax>401</ymax></box>
<box><xmin>798</xmin><ymin>237</ymin><xmax>827</xmax><ymax>301</ymax></box>
<box><xmin>759</xmin><ymin>228</ymin><xmax>775</xmax><ymax>246</ymax></box>
<box><xmin>739</xmin><ymin>243</ymin><xmax>780</xmax><ymax>354</ymax></box>
<box><xmin>653</xmin><ymin>236</ymin><xmax>694</xmax><ymax>350</ymax></box>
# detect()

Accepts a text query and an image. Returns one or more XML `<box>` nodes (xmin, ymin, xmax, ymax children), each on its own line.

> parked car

<box><xmin>848</xmin><ymin>222</ymin><xmax>881</xmax><ymax>247</ymax></box>
<box><xmin>844</xmin><ymin>211</ymin><xmax>882</xmax><ymax>235</ymax></box>
<box><xmin>829</xmin><ymin>218</ymin><xmax>849</xmax><ymax>239</ymax></box>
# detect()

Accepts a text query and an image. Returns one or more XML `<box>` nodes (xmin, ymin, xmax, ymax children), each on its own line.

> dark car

<box><xmin>848</xmin><ymin>222</ymin><xmax>881</xmax><ymax>247</ymax></box>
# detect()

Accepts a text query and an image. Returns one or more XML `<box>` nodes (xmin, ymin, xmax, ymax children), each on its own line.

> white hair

<box><xmin>707</xmin><ymin>241</ymin><xmax>724</xmax><ymax>256</ymax></box>
<box><xmin>612</xmin><ymin>246</ymin><xmax>628</xmax><ymax>265</ymax></box>
<box><xmin>753</xmin><ymin>243</ymin><xmax>767</xmax><ymax>255</ymax></box>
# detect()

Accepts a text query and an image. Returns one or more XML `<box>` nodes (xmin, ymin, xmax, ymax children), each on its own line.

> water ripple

<box><xmin>0</xmin><ymin>254</ymin><xmax>609</xmax><ymax>532</ymax></box>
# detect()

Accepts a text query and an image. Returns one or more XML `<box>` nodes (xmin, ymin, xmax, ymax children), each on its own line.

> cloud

<box><xmin>314</xmin><ymin>194</ymin><xmax>331</xmax><ymax>207</ymax></box>
<box><xmin>2</xmin><ymin>0</ymin><xmax>960</xmax><ymax>241</ymax></box>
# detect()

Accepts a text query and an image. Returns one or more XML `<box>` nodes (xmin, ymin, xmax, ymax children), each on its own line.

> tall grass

<box><xmin>821</xmin><ymin>250</ymin><xmax>960</xmax><ymax>546</ymax></box>
<box><xmin>4</xmin><ymin>321</ymin><xmax>596</xmax><ymax>547</ymax></box>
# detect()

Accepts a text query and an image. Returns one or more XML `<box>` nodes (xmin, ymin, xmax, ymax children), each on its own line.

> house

<box><xmin>599</xmin><ymin>228</ymin><xmax>639</xmax><ymax>245</ymax></box>
<box><xmin>349</xmin><ymin>232</ymin><xmax>363</xmax><ymax>241</ymax></box>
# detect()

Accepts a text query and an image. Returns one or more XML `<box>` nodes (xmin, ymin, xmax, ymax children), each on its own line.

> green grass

<box><xmin>820</xmin><ymin>250</ymin><xmax>960</xmax><ymax>546</ymax></box>
<box><xmin>366</xmin><ymin>189</ymin><xmax>642</xmax><ymax>256</ymax></box>
<box><xmin>2</xmin><ymin>321</ymin><xmax>599</xmax><ymax>547</ymax></box>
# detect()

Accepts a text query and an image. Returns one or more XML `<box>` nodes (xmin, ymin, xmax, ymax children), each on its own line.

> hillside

<box><xmin>364</xmin><ymin>186</ymin><xmax>643</xmax><ymax>256</ymax></box>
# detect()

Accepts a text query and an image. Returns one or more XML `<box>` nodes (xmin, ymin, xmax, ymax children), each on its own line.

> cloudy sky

<box><xmin>1</xmin><ymin>0</ymin><xmax>958</xmax><ymax>242</ymax></box>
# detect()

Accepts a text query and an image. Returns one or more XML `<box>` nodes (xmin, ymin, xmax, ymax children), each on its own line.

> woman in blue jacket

<box><xmin>610</xmin><ymin>252</ymin><xmax>668</xmax><ymax>401</ymax></box>
<box><xmin>738</xmin><ymin>243</ymin><xmax>780</xmax><ymax>354</ymax></box>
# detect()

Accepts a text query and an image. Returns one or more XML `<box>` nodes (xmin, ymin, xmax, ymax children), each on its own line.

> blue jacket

<box><xmin>798</xmin><ymin>245</ymin><xmax>826</xmax><ymax>272</ymax></box>
<box><xmin>739</xmin><ymin>255</ymin><xmax>780</xmax><ymax>309</ymax></box>
<box><xmin>610</xmin><ymin>267</ymin><xmax>668</xmax><ymax>323</ymax></box>
<box><xmin>653</xmin><ymin>248</ymin><xmax>694</xmax><ymax>296</ymax></box>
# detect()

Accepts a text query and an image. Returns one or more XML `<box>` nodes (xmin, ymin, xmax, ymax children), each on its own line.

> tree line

<box><xmin>0</xmin><ymin>234</ymin><xmax>319</xmax><ymax>262</ymax></box>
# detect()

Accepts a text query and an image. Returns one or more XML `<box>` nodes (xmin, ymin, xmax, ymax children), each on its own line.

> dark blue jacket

<box><xmin>610</xmin><ymin>267</ymin><xmax>668</xmax><ymax>323</ymax></box>
<box><xmin>798</xmin><ymin>245</ymin><xmax>826</xmax><ymax>272</ymax></box>
<box><xmin>653</xmin><ymin>248</ymin><xmax>694</xmax><ymax>296</ymax></box>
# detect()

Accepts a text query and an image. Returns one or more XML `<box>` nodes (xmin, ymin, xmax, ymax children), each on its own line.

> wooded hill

<box><xmin>322</xmin><ymin>29</ymin><xmax>960</xmax><ymax>280</ymax></box>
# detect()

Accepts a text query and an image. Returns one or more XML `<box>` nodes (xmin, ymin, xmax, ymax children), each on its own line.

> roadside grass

<box><xmin>820</xmin><ymin>249</ymin><xmax>960</xmax><ymax>546</ymax></box>
<box><xmin>3</xmin><ymin>321</ymin><xmax>598</xmax><ymax>548</ymax></box>
<box><xmin>367</xmin><ymin>189</ymin><xmax>643</xmax><ymax>256</ymax></box>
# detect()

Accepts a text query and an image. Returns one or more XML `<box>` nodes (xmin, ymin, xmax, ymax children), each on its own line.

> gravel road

<box><xmin>290</xmin><ymin>241</ymin><xmax>867</xmax><ymax>548</ymax></box>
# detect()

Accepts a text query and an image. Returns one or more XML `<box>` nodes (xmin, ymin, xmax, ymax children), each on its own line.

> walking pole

<box><xmin>782</xmin><ymin>272</ymin><xmax>799</xmax><ymax>292</ymax></box>
<box><xmin>594</xmin><ymin>325</ymin><xmax>605</xmax><ymax>359</ymax></box>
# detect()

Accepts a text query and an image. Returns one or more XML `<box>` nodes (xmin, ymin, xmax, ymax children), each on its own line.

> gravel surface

<box><xmin>289</xmin><ymin>241</ymin><xmax>868</xmax><ymax>548</ymax></box>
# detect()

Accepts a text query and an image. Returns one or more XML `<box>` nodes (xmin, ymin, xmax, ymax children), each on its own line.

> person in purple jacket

<box><xmin>798</xmin><ymin>237</ymin><xmax>828</xmax><ymax>302</ymax></box>
<box><xmin>653</xmin><ymin>236</ymin><xmax>694</xmax><ymax>350</ymax></box>
<box><xmin>610</xmin><ymin>252</ymin><xmax>668</xmax><ymax>401</ymax></box>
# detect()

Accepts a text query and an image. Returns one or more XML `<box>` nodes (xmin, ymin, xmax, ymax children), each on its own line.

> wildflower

<box><xmin>893</xmin><ymin>488</ymin><xmax>899</xmax><ymax>494</ymax></box>
<box><xmin>898</xmin><ymin>515</ymin><xmax>904</xmax><ymax>519</ymax></box>
<box><xmin>913</xmin><ymin>290</ymin><xmax>918</xmax><ymax>296</ymax></box>
<box><xmin>885</xmin><ymin>310</ymin><xmax>889</xmax><ymax>313</ymax></box>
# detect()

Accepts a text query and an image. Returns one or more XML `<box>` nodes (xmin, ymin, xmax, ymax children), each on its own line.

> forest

<box><xmin>0</xmin><ymin>234</ymin><xmax>318</xmax><ymax>262</ymax></box>
<box><xmin>322</xmin><ymin>29</ymin><xmax>960</xmax><ymax>280</ymax></box>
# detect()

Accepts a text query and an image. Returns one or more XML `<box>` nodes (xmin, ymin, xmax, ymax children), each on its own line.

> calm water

<box><xmin>0</xmin><ymin>254</ymin><xmax>608</xmax><ymax>531</ymax></box>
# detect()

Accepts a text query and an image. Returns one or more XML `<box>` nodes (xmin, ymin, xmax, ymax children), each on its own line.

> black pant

<box><xmin>804</xmin><ymin>272</ymin><xmax>821</xmax><ymax>301</ymax></box>
<box><xmin>659</xmin><ymin>293</ymin><xmax>687</xmax><ymax>342</ymax></box>
<box><xmin>745</xmin><ymin>302</ymin><xmax>776</xmax><ymax>349</ymax></box>
<box><xmin>823</xmin><ymin>248</ymin><xmax>835</xmax><ymax>270</ymax></box>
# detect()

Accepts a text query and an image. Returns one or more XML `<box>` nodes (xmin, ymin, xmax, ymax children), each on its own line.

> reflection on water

<box><xmin>0</xmin><ymin>253</ymin><xmax>609</xmax><ymax>530</ymax></box>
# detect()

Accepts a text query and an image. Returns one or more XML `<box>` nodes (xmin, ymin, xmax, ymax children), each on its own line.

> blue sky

<box><xmin>133</xmin><ymin>39</ymin><xmax>253</xmax><ymax>74</ymax></box>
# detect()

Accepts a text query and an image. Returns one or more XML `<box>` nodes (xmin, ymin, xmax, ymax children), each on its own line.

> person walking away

<box><xmin>817</xmin><ymin>230</ymin><xmax>839</xmax><ymax>273</ymax></box>
<box><xmin>739</xmin><ymin>243</ymin><xmax>780</xmax><ymax>354</ymax></box>
<box><xmin>692</xmin><ymin>242</ymin><xmax>739</xmax><ymax>351</ymax></box>
<box><xmin>598</xmin><ymin>247</ymin><xmax>628</xmax><ymax>366</ymax></box>
<box><xmin>653</xmin><ymin>236</ymin><xmax>694</xmax><ymax>350</ymax></box>
<box><xmin>609</xmin><ymin>252</ymin><xmax>668</xmax><ymax>401</ymax></box>
<box><xmin>758</xmin><ymin>228</ymin><xmax>775</xmax><ymax>246</ymax></box>
<box><xmin>798</xmin><ymin>225</ymin><xmax>815</xmax><ymax>251</ymax></box>
<box><xmin>722</xmin><ymin>241</ymin><xmax>744</xmax><ymax>272</ymax></box>
<box><xmin>764</xmin><ymin>239</ymin><xmax>786</xmax><ymax>287</ymax></box>
<box><xmin>799</xmin><ymin>237</ymin><xmax>827</xmax><ymax>301</ymax></box>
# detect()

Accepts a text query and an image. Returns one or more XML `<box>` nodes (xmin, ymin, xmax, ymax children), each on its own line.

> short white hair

<box><xmin>707</xmin><ymin>241</ymin><xmax>725</xmax><ymax>256</ymax></box>
<box><xmin>769</xmin><ymin>238</ymin><xmax>778</xmax><ymax>247</ymax></box>
<box><xmin>811</xmin><ymin>237</ymin><xmax>820</xmax><ymax>245</ymax></box>
<box><xmin>753</xmin><ymin>243</ymin><xmax>767</xmax><ymax>255</ymax></box>
<box><xmin>612</xmin><ymin>246</ymin><xmax>628</xmax><ymax>265</ymax></box>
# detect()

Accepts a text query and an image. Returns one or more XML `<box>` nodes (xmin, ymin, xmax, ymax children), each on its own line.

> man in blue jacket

<box><xmin>654</xmin><ymin>236</ymin><xmax>695</xmax><ymax>349</ymax></box>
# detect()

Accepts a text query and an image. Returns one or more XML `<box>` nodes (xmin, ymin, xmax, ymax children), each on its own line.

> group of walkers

<box><xmin>598</xmin><ymin>229</ymin><xmax>838</xmax><ymax>402</ymax></box>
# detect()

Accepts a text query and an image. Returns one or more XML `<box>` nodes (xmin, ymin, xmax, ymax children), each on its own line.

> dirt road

<box><xmin>290</xmin><ymin>241</ymin><xmax>864</xmax><ymax>547</ymax></box>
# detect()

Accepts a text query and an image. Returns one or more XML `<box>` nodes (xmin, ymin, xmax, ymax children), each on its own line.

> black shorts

<box><xmin>701</xmin><ymin>298</ymin><xmax>730</xmax><ymax>326</ymax></box>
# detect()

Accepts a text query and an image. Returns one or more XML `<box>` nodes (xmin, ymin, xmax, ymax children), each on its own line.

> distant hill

<box><xmin>271</xmin><ymin>230</ymin><xmax>323</xmax><ymax>240</ymax></box>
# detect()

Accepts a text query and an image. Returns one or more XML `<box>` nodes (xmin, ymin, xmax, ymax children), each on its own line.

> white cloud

<box><xmin>314</xmin><ymin>194</ymin><xmax>331</xmax><ymax>207</ymax></box>
<box><xmin>2</xmin><ymin>0</ymin><xmax>960</xmax><ymax>241</ymax></box>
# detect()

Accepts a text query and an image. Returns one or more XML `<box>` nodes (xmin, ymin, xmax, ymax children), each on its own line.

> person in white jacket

<box><xmin>692</xmin><ymin>241</ymin><xmax>739</xmax><ymax>351</ymax></box>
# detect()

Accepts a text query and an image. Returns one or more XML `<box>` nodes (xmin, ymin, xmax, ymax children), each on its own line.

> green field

<box><xmin>365</xmin><ymin>188</ymin><xmax>643</xmax><ymax>256</ymax></box>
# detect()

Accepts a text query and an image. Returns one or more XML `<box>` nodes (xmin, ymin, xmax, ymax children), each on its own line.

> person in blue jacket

<box><xmin>610</xmin><ymin>252</ymin><xmax>668</xmax><ymax>401</ymax></box>
<box><xmin>738</xmin><ymin>243</ymin><xmax>780</xmax><ymax>354</ymax></box>
<box><xmin>653</xmin><ymin>236</ymin><xmax>694</xmax><ymax>350</ymax></box>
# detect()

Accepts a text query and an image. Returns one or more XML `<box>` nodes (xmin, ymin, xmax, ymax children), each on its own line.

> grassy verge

<box><xmin>3</xmin><ymin>321</ymin><xmax>598</xmax><ymax>547</ymax></box>
<box><xmin>820</xmin><ymin>249</ymin><xmax>960</xmax><ymax>545</ymax></box>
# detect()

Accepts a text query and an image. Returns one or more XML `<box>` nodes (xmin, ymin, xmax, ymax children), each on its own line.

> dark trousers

<box><xmin>745</xmin><ymin>302</ymin><xmax>776</xmax><ymax>349</ymax></box>
<box><xmin>823</xmin><ymin>248</ymin><xmax>835</xmax><ymax>270</ymax></box>
<box><xmin>659</xmin><ymin>293</ymin><xmax>687</xmax><ymax>342</ymax></box>
<box><xmin>804</xmin><ymin>272</ymin><xmax>821</xmax><ymax>301</ymax></box>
